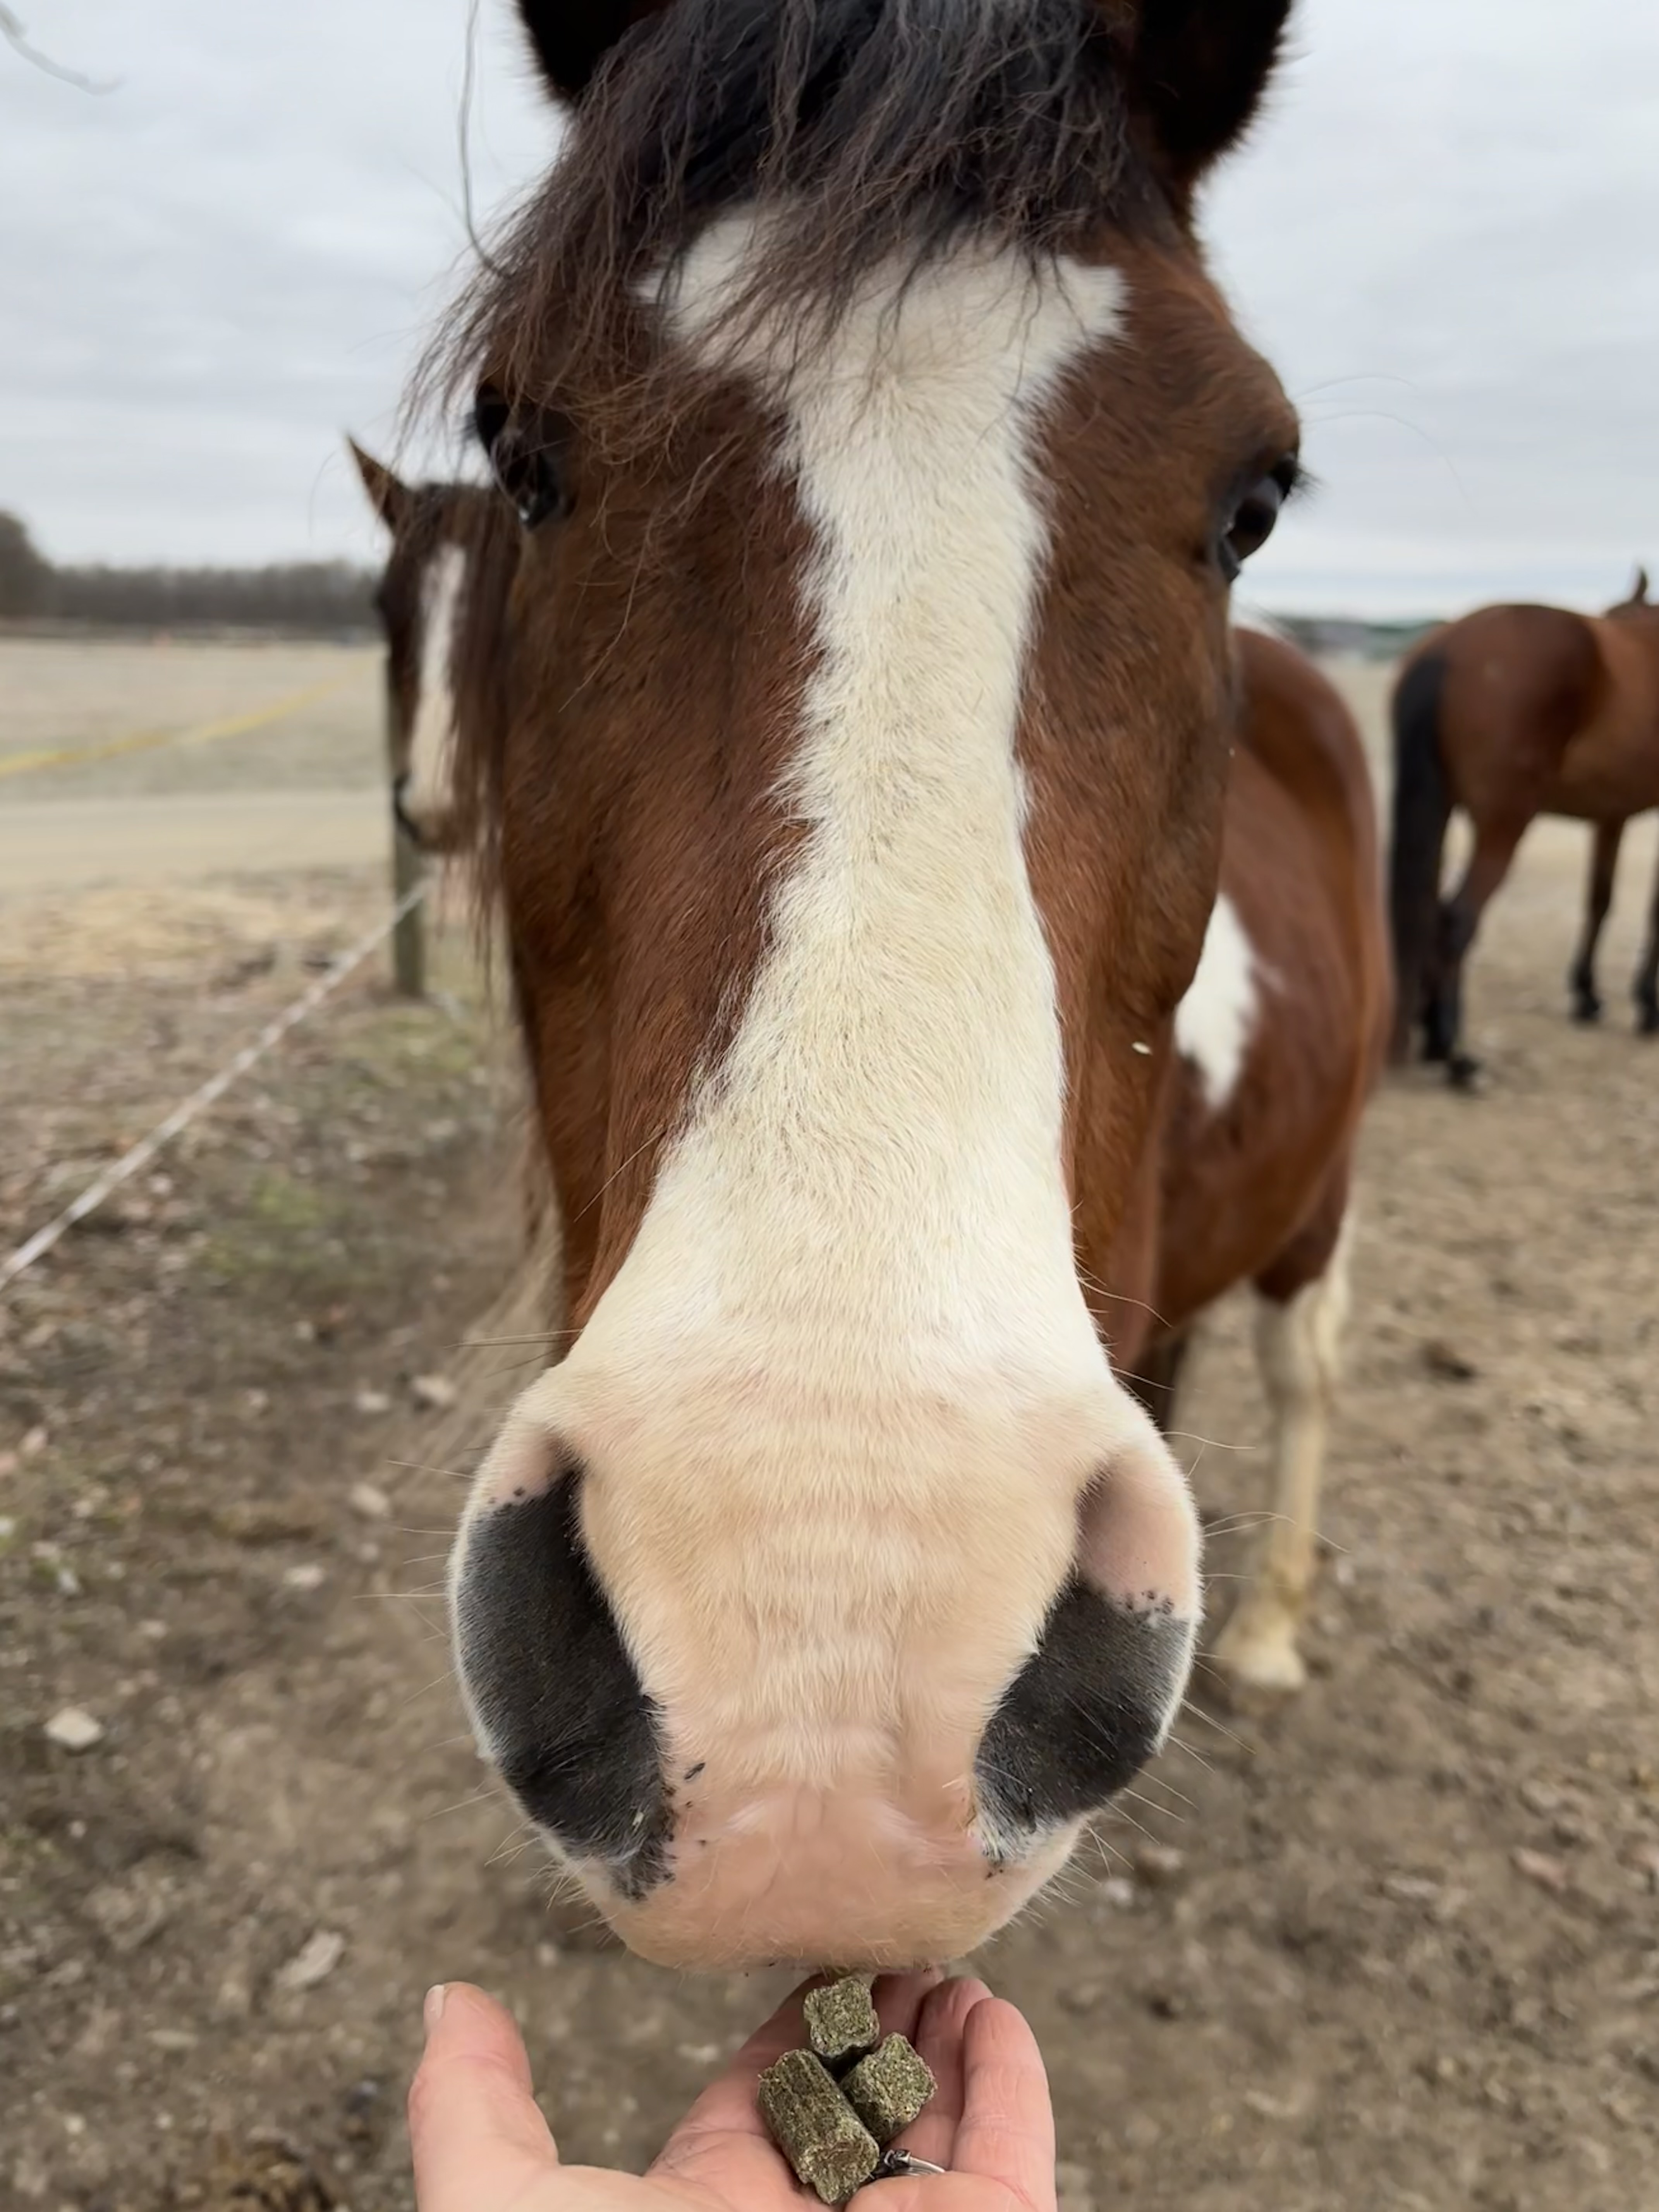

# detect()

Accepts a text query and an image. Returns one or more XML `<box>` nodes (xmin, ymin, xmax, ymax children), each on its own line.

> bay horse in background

<box><xmin>427</xmin><ymin>0</ymin><xmax>1353</xmax><ymax>1973</ymax></box>
<box><xmin>1389</xmin><ymin>567</ymin><xmax>1659</xmax><ymax>1084</ymax></box>
<box><xmin>347</xmin><ymin>438</ymin><xmax>516</xmax><ymax>854</ymax></box>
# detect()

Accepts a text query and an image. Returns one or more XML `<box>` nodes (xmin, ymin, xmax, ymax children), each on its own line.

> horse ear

<box><xmin>348</xmin><ymin>439</ymin><xmax>411</xmax><ymax>533</ymax></box>
<box><xmin>1116</xmin><ymin>0</ymin><xmax>1294</xmax><ymax>204</ymax></box>
<box><xmin>1633</xmin><ymin>565</ymin><xmax>1650</xmax><ymax>604</ymax></box>
<box><xmin>515</xmin><ymin>0</ymin><xmax>676</xmax><ymax>104</ymax></box>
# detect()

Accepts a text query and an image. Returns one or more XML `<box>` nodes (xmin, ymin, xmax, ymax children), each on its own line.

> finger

<box><xmin>659</xmin><ymin>1976</ymin><xmax>828</xmax><ymax>2163</ymax></box>
<box><xmin>654</xmin><ymin>1979</ymin><xmax>829</xmax><ymax>2205</ymax></box>
<box><xmin>951</xmin><ymin>1998</ymin><xmax>1056</xmax><ymax>2212</ymax></box>
<box><xmin>893</xmin><ymin>1977</ymin><xmax>993</xmax><ymax>2168</ymax></box>
<box><xmin>870</xmin><ymin>1970</ymin><xmax>947</xmax><ymax>2048</ymax></box>
<box><xmin>407</xmin><ymin>1982</ymin><xmax>558</xmax><ymax>2212</ymax></box>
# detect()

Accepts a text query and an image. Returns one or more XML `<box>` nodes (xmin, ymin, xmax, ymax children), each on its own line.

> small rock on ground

<box><xmin>1513</xmin><ymin>1848</ymin><xmax>1570</xmax><ymax>1894</ymax></box>
<box><xmin>274</xmin><ymin>1930</ymin><xmax>347</xmax><ymax>1994</ymax></box>
<box><xmin>44</xmin><ymin>1706</ymin><xmax>104</xmax><ymax>1752</ymax></box>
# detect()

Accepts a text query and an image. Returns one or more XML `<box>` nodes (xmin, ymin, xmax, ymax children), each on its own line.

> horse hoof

<box><xmin>1638</xmin><ymin>998</ymin><xmax>1659</xmax><ymax>1037</ymax></box>
<box><xmin>1571</xmin><ymin>995</ymin><xmax>1602</xmax><ymax>1026</ymax></box>
<box><xmin>1210</xmin><ymin>1627</ymin><xmax>1308</xmax><ymax>1697</ymax></box>
<box><xmin>1447</xmin><ymin>1053</ymin><xmax>1483</xmax><ymax>1092</ymax></box>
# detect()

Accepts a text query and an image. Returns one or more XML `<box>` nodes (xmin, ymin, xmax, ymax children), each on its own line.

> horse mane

<box><xmin>445</xmin><ymin>486</ymin><xmax>523</xmax><ymax>904</ymax></box>
<box><xmin>435</xmin><ymin>0</ymin><xmax>1166</xmax><ymax>446</ymax></box>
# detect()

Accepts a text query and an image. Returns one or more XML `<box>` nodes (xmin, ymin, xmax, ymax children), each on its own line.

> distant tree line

<box><xmin>1269</xmin><ymin>614</ymin><xmax>1439</xmax><ymax>662</ymax></box>
<box><xmin>0</xmin><ymin>510</ymin><xmax>376</xmax><ymax>633</ymax></box>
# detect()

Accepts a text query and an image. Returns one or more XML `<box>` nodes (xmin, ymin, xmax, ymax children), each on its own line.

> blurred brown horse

<box><xmin>347</xmin><ymin>439</ymin><xmax>515</xmax><ymax>853</ymax></box>
<box><xmin>1389</xmin><ymin>568</ymin><xmax>1659</xmax><ymax>1083</ymax></box>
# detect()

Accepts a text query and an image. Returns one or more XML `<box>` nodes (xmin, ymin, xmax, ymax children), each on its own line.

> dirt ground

<box><xmin>0</xmin><ymin>637</ymin><xmax>388</xmax><ymax>895</ymax></box>
<box><xmin>0</xmin><ymin>637</ymin><xmax>381</xmax><ymax>798</ymax></box>
<box><xmin>2</xmin><ymin>642</ymin><xmax>1656</xmax><ymax>2212</ymax></box>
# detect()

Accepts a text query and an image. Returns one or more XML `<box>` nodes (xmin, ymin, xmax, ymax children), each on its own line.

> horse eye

<box><xmin>474</xmin><ymin>382</ymin><xmax>572</xmax><ymax>532</ymax></box>
<box><xmin>1218</xmin><ymin>466</ymin><xmax>1293</xmax><ymax>584</ymax></box>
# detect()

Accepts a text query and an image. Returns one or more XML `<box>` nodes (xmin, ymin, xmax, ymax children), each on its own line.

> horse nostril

<box><xmin>974</xmin><ymin>1578</ymin><xmax>1192</xmax><ymax>1850</ymax></box>
<box><xmin>452</xmin><ymin>1458</ymin><xmax>672</xmax><ymax>1894</ymax></box>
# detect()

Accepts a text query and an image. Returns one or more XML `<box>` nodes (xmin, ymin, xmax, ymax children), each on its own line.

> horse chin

<box><xmin>543</xmin><ymin>1798</ymin><xmax>1080</xmax><ymax>1974</ymax></box>
<box><xmin>587</xmin><ymin>1845</ymin><xmax>1073</xmax><ymax>1977</ymax></box>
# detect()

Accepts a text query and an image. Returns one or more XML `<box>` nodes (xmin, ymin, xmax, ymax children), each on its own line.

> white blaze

<box><xmin>1175</xmin><ymin>890</ymin><xmax>1259</xmax><ymax>1111</ymax></box>
<box><xmin>406</xmin><ymin>540</ymin><xmax>466</xmax><ymax>823</ymax></box>
<box><xmin>463</xmin><ymin>232</ymin><xmax>1196</xmax><ymax>1915</ymax></box>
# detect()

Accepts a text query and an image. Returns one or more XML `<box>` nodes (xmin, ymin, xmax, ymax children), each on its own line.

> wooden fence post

<box><xmin>383</xmin><ymin>672</ymin><xmax>426</xmax><ymax>998</ymax></box>
<box><xmin>392</xmin><ymin>819</ymin><xmax>427</xmax><ymax>998</ymax></box>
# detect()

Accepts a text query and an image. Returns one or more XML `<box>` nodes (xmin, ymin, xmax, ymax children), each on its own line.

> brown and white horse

<box><xmin>1389</xmin><ymin>568</ymin><xmax>1659</xmax><ymax>1083</ymax></box>
<box><xmin>433</xmin><ymin>0</ymin><xmax>1325</xmax><ymax>1972</ymax></box>
<box><xmin>1120</xmin><ymin>627</ymin><xmax>1391</xmax><ymax>1693</ymax></box>
<box><xmin>347</xmin><ymin>438</ymin><xmax>516</xmax><ymax>853</ymax></box>
<box><xmin>350</xmin><ymin>442</ymin><xmax>1382</xmax><ymax>1708</ymax></box>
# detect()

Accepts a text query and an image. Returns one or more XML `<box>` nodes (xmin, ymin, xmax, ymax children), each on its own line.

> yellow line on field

<box><xmin>0</xmin><ymin>668</ymin><xmax>367</xmax><ymax>784</ymax></box>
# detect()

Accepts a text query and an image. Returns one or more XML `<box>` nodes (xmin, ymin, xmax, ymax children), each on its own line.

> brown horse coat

<box><xmin>1111</xmin><ymin>627</ymin><xmax>1391</xmax><ymax>1687</ymax></box>
<box><xmin>431</xmin><ymin>0</ymin><xmax>1328</xmax><ymax>1971</ymax></box>
<box><xmin>1389</xmin><ymin>572</ymin><xmax>1659</xmax><ymax>1077</ymax></box>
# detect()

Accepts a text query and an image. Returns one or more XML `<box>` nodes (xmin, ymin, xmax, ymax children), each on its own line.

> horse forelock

<box><xmin>432</xmin><ymin>0</ymin><xmax>1176</xmax><ymax>456</ymax></box>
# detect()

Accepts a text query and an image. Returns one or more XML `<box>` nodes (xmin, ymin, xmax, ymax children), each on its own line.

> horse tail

<box><xmin>1387</xmin><ymin>650</ymin><xmax>1451</xmax><ymax>1063</ymax></box>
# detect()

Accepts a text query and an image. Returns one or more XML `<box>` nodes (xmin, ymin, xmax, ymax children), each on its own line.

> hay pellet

<box><xmin>758</xmin><ymin>2049</ymin><xmax>881</xmax><ymax>2207</ymax></box>
<box><xmin>803</xmin><ymin>1976</ymin><xmax>881</xmax><ymax>2075</ymax></box>
<box><xmin>842</xmin><ymin>2035</ymin><xmax>937</xmax><ymax>2148</ymax></box>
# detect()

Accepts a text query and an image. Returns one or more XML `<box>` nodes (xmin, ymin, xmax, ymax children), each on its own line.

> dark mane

<box><xmin>442</xmin><ymin>487</ymin><xmax>522</xmax><ymax>888</ymax></box>
<box><xmin>442</xmin><ymin>0</ymin><xmax>1164</xmax><ymax>433</ymax></box>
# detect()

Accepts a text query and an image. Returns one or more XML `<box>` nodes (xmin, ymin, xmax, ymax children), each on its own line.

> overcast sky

<box><xmin>2</xmin><ymin>0</ymin><xmax>1655</xmax><ymax>614</ymax></box>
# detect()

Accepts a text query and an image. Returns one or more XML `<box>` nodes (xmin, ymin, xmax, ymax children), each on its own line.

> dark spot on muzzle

<box><xmin>453</xmin><ymin>1464</ymin><xmax>671</xmax><ymax>1898</ymax></box>
<box><xmin>975</xmin><ymin>1580</ymin><xmax>1188</xmax><ymax>1841</ymax></box>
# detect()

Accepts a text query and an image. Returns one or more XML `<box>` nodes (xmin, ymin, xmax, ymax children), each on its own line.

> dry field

<box><xmin>1</xmin><ymin>638</ymin><xmax>1656</xmax><ymax>2212</ymax></box>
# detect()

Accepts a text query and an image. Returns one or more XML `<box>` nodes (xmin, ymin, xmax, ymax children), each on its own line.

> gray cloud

<box><xmin>1213</xmin><ymin>0</ymin><xmax>1659</xmax><ymax>614</ymax></box>
<box><xmin>3</xmin><ymin>0</ymin><xmax>1654</xmax><ymax>611</ymax></box>
<box><xmin>1</xmin><ymin>0</ymin><xmax>553</xmax><ymax>567</ymax></box>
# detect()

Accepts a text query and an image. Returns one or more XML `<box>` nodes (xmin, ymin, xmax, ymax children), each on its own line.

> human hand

<box><xmin>409</xmin><ymin>1970</ymin><xmax>1057</xmax><ymax>2212</ymax></box>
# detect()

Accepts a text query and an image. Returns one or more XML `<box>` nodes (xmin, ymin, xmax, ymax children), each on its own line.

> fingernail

<box><xmin>424</xmin><ymin>1984</ymin><xmax>448</xmax><ymax>2035</ymax></box>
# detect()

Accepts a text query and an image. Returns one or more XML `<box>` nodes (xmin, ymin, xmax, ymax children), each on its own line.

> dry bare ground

<box><xmin>0</xmin><ymin>642</ymin><xmax>1655</xmax><ymax>2212</ymax></box>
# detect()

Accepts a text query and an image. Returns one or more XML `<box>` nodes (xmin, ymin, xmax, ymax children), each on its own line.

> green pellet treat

<box><xmin>758</xmin><ymin>2049</ymin><xmax>882</xmax><ymax>2207</ymax></box>
<box><xmin>842</xmin><ymin>2034</ymin><xmax>937</xmax><ymax>2148</ymax></box>
<box><xmin>803</xmin><ymin>1976</ymin><xmax>881</xmax><ymax>2075</ymax></box>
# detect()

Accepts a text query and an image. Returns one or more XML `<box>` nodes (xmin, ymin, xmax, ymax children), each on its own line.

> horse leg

<box><xmin>1636</xmin><ymin>826</ymin><xmax>1659</xmax><ymax>1036</ymax></box>
<box><xmin>1427</xmin><ymin>819</ymin><xmax>1526</xmax><ymax>1089</ymax></box>
<box><xmin>1568</xmin><ymin>819</ymin><xmax>1624</xmax><ymax>1023</ymax></box>
<box><xmin>1211</xmin><ymin>1209</ymin><xmax>1352</xmax><ymax>1695</ymax></box>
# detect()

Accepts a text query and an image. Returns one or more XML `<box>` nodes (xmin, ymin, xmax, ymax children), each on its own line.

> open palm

<box><xmin>410</xmin><ymin>1972</ymin><xmax>1057</xmax><ymax>2212</ymax></box>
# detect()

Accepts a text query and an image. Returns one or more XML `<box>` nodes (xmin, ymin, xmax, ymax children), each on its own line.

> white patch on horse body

<box><xmin>1174</xmin><ymin>890</ymin><xmax>1259</xmax><ymax>1112</ymax></box>
<box><xmin>460</xmin><ymin>236</ymin><xmax>1201</xmax><ymax>1964</ymax></box>
<box><xmin>406</xmin><ymin>540</ymin><xmax>466</xmax><ymax>824</ymax></box>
